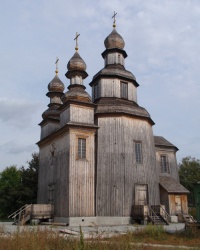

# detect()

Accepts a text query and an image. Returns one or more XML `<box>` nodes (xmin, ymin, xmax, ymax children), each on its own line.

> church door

<box><xmin>135</xmin><ymin>184</ymin><xmax>148</xmax><ymax>205</ymax></box>
<box><xmin>175</xmin><ymin>195</ymin><xmax>182</xmax><ymax>214</ymax></box>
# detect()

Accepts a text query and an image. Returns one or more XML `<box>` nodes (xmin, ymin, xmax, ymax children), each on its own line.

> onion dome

<box><xmin>67</xmin><ymin>52</ymin><xmax>87</xmax><ymax>71</ymax></box>
<box><xmin>48</xmin><ymin>75</ymin><xmax>65</xmax><ymax>92</ymax></box>
<box><xmin>42</xmin><ymin>105</ymin><xmax>60</xmax><ymax>119</ymax></box>
<box><xmin>61</xmin><ymin>85</ymin><xmax>92</xmax><ymax>103</ymax></box>
<box><xmin>104</xmin><ymin>28</ymin><xmax>125</xmax><ymax>49</ymax></box>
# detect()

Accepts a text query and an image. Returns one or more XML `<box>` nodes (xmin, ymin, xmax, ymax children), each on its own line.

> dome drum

<box><xmin>65</xmin><ymin>70</ymin><xmax>88</xmax><ymax>79</ymax></box>
<box><xmin>102</xmin><ymin>48</ymin><xmax>127</xmax><ymax>59</ymax></box>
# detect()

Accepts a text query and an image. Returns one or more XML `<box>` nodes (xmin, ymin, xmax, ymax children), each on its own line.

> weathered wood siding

<box><xmin>155</xmin><ymin>148</ymin><xmax>179</xmax><ymax>181</ymax></box>
<box><xmin>160</xmin><ymin>186</ymin><xmax>170</xmax><ymax>213</ymax></box>
<box><xmin>95</xmin><ymin>115</ymin><xmax>160</xmax><ymax>217</ymax></box>
<box><xmin>68</xmin><ymin>128</ymin><xmax>95</xmax><ymax>217</ymax></box>
<box><xmin>93</xmin><ymin>78</ymin><xmax>137</xmax><ymax>103</ymax></box>
<box><xmin>40</xmin><ymin>122</ymin><xmax>59</xmax><ymax>140</ymax></box>
<box><xmin>60</xmin><ymin>104</ymin><xmax>94</xmax><ymax>126</ymax></box>
<box><xmin>105</xmin><ymin>53</ymin><xmax>124</xmax><ymax>66</ymax></box>
<box><xmin>169</xmin><ymin>194</ymin><xmax>188</xmax><ymax>215</ymax></box>
<box><xmin>37</xmin><ymin>133</ymin><xmax>70</xmax><ymax>217</ymax></box>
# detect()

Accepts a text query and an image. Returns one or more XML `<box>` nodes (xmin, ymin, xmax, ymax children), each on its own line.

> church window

<box><xmin>121</xmin><ymin>82</ymin><xmax>128</xmax><ymax>99</ymax></box>
<box><xmin>94</xmin><ymin>83</ymin><xmax>99</xmax><ymax>100</ymax></box>
<box><xmin>160</xmin><ymin>155</ymin><xmax>169</xmax><ymax>173</ymax></box>
<box><xmin>78</xmin><ymin>138</ymin><xmax>86</xmax><ymax>159</ymax></box>
<box><xmin>135</xmin><ymin>142</ymin><xmax>143</xmax><ymax>164</ymax></box>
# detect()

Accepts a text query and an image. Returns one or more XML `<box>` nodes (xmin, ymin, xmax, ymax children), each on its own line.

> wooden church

<box><xmin>37</xmin><ymin>16</ymin><xmax>189</xmax><ymax>226</ymax></box>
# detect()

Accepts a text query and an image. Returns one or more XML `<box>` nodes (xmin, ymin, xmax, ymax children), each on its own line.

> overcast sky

<box><xmin>0</xmin><ymin>0</ymin><xmax>200</xmax><ymax>171</ymax></box>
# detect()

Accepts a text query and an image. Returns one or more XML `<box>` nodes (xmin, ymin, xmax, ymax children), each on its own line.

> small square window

<box><xmin>121</xmin><ymin>82</ymin><xmax>128</xmax><ymax>99</ymax></box>
<box><xmin>78</xmin><ymin>138</ymin><xmax>86</xmax><ymax>159</ymax></box>
<box><xmin>135</xmin><ymin>142</ymin><xmax>143</xmax><ymax>164</ymax></box>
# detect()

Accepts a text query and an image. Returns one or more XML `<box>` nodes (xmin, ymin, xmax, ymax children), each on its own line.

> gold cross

<box><xmin>55</xmin><ymin>57</ymin><xmax>59</xmax><ymax>75</ymax></box>
<box><xmin>112</xmin><ymin>11</ymin><xmax>117</xmax><ymax>28</ymax></box>
<box><xmin>74</xmin><ymin>32</ymin><xmax>80</xmax><ymax>51</ymax></box>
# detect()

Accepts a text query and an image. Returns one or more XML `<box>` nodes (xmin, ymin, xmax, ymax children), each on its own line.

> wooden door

<box><xmin>175</xmin><ymin>195</ymin><xmax>182</xmax><ymax>214</ymax></box>
<box><xmin>135</xmin><ymin>185</ymin><xmax>148</xmax><ymax>205</ymax></box>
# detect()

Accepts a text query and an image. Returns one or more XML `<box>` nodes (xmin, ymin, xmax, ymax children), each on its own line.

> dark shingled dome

<box><xmin>42</xmin><ymin>106</ymin><xmax>60</xmax><ymax>119</ymax></box>
<box><xmin>67</xmin><ymin>52</ymin><xmax>87</xmax><ymax>71</ymax></box>
<box><xmin>104</xmin><ymin>29</ymin><xmax>125</xmax><ymax>49</ymax></box>
<box><xmin>61</xmin><ymin>85</ymin><xmax>92</xmax><ymax>103</ymax></box>
<box><xmin>48</xmin><ymin>75</ymin><xmax>65</xmax><ymax>92</ymax></box>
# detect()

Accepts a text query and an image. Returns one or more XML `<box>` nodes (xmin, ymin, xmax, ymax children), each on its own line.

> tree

<box><xmin>0</xmin><ymin>152</ymin><xmax>39</xmax><ymax>218</ymax></box>
<box><xmin>179</xmin><ymin>156</ymin><xmax>200</xmax><ymax>206</ymax></box>
<box><xmin>0</xmin><ymin>166</ymin><xmax>21</xmax><ymax>218</ymax></box>
<box><xmin>18</xmin><ymin>152</ymin><xmax>39</xmax><ymax>206</ymax></box>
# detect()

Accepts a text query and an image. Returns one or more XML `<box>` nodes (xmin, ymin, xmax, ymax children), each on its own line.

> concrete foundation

<box><xmin>170</xmin><ymin>216</ymin><xmax>178</xmax><ymax>223</ymax></box>
<box><xmin>54</xmin><ymin>216</ymin><xmax>132</xmax><ymax>226</ymax></box>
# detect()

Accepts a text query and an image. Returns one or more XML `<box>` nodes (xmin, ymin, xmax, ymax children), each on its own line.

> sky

<box><xmin>0</xmin><ymin>0</ymin><xmax>200</xmax><ymax>171</ymax></box>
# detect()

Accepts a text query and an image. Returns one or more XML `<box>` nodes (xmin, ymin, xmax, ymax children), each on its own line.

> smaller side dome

<box><xmin>67</xmin><ymin>52</ymin><xmax>86</xmax><ymax>71</ymax></box>
<box><xmin>48</xmin><ymin>75</ymin><xmax>65</xmax><ymax>92</ymax></box>
<box><xmin>104</xmin><ymin>29</ymin><xmax>125</xmax><ymax>49</ymax></box>
<box><xmin>42</xmin><ymin>106</ymin><xmax>60</xmax><ymax>119</ymax></box>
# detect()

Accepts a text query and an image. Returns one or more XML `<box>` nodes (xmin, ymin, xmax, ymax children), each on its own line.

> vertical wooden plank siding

<box><xmin>69</xmin><ymin>128</ymin><xmax>95</xmax><ymax>217</ymax></box>
<box><xmin>160</xmin><ymin>187</ymin><xmax>170</xmax><ymax>213</ymax></box>
<box><xmin>60</xmin><ymin>105</ymin><xmax>94</xmax><ymax>126</ymax></box>
<box><xmin>98</xmin><ymin>79</ymin><xmax>137</xmax><ymax>103</ymax></box>
<box><xmin>96</xmin><ymin>115</ymin><xmax>160</xmax><ymax>217</ymax></box>
<box><xmin>155</xmin><ymin>149</ymin><xmax>179</xmax><ymax>181</ymax></box>
<box><xmin>37</xmin><ymin>133</ymin><xmax>70</xmax><ymax>217</ymax></box>
<box><xmin>40</xmin><ymin>122</ymin><xmax>60</xmax><ymax>139</ymax></box>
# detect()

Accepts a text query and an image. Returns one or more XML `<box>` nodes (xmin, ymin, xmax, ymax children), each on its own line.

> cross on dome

<box><xmin>74</xmin><ymin>32</ymin><xmax>80</xmax><ymax>52</ymax></box>
<box><xmin>112</xmin><ymin>11</ymin><xmax>117</xmax><ymax>28</ymax></box>
<box><xmin>55</xmin><ymin>57</ymin><xmax>59</xmax><ymax>75</ymax></box>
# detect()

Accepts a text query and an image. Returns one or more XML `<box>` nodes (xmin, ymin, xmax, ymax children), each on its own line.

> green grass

<box><xmin>0</xmin><ymin>224</ymin><xmax>200</xmax><ymax>250</ymax></box>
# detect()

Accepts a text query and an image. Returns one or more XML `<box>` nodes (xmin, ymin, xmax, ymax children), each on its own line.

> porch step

<box><xmin>149</xmin><ymin>215</ymin><xmax>168</xmax><ymax>225</ymax></box>
<box><xmin>182</xmin><ymin>214</ymin><xmax>196</xmax><ymax>223</ymax></box>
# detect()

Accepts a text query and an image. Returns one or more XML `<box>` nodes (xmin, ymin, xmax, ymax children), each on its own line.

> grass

<box><xmin>0</xmin><ymin>224</ymin><xmax>200</xmax><ymax>250</ymax></box>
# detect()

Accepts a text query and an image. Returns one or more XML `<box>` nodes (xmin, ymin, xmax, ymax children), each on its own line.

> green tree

<box><xmin>179</xmin><ymin>156</ymin><xmax>200</xmax><ymax>206</ymax></box>
<box><xmin>0</xmin><ymin>152</ymin><xmax>39</xmax><ymax>218</ymax></box>
<box><xmin>0</xmin><ymin>166</ymin><xmax>21</xmax><ymax>218</ymax></box>
<box><xmin>18</xmin><ymin>152</ymin><xmax>39</xmax><ymax>206</ymax></box>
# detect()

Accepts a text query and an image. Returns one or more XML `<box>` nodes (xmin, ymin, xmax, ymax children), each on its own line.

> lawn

<box><xmin>0</xmin><ymin>224</ymin><xmax>200</xmax><ymax>250</ymax></box>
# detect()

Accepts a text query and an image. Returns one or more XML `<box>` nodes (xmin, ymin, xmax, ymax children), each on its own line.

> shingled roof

<box><xmin>154</xmin><ymin>136</ymin><xmax>178</xmax><ymax>151</ymax></box>
<box><xmin>160</xmin><ymin>176</ymin><xmax>189</xmax><ymax>194</ymax></box>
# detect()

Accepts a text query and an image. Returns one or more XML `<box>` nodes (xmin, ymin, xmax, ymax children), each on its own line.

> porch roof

<box><xmin>159</xmin><ymin>176</ymin><xmax>189</xmax><ymax>194</ymax></box>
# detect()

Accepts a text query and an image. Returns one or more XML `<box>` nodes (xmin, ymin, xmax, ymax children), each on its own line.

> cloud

<box><xmin>0</xmin><ymin>141</ymin><xmax>37</xmax><ymax>155</ymax></box>
<box><xmin>0</xmin><ymin>97</ymin><xmax>42</xmax><ymax>128</ymax></box>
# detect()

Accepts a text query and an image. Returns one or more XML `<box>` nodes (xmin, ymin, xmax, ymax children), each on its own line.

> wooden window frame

<box><xmin>160</xmin><ymin>155</ymin><xmax>169</xmax><ymax>173</ymax></box>
<box><xmin>134</xmin><ymin>141</ymin><xmax>143</xmax><ymax>164</ymax></box>
<box><xmin>77</xmin><ymin>137</ymin><xmax>86</xmax><ymax>159</ymax></box>
<box><xmin>120</xmin><ymin>81</ymin><xmax>128</xmax><ymax>99</ymax></box>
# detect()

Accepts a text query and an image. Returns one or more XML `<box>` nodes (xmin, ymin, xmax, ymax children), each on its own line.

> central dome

<box><xmin>67</xmin><ymin>52</ymin><xmax>87</xmax><ymax>71</ymax></box>
<box><xmin>104</xmin><ymin>28</ymin><xmax>125</xmax><ymax>49</ymax></box>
